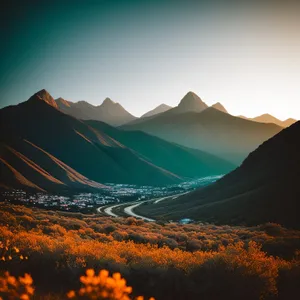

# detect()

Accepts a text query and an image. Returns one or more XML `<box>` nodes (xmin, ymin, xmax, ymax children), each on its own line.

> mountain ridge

<box><xmin>29</xmin><ymin>89</ymin><xmax>58</xmax><ymax>109</ymax></box>
<box><xmin>141</xmin><ymin>104</ymin><xmax>172</xmax><ymax>118</ymax></box>
<box><xmin>170</xmin><ymin>91</ymin><xmax>208</xmax><ymax>114</ymax></box>
<box><xmin>0</xmin><ymin>90</ymin><xmax>235</xmax><ymax>192</ymax></box>
<box><xmin>0</xmin><ymin>91</ymin><xmax>182</xmax><ymax>191</ymax></box>
<box><xmin>122</xmin><ymin>104</ymin><xmax>282</xmax><ymax>164</ymax></box>
<box><xmin>137</xmin><ymin>121</ymin><xmax>300</xmax><ymax>228</ymax></box>
<box><xmin>55</xmin><ymin>96</ymin><xmax>137</xmax><ymax>126</ymax></box>
<box><xmin>211</xmin><ymin>102</ymin><xmax>228</xmax><ymax>113</ymax></box>
<box><xmin>240</xmin><ymin>113</ymin><xmax>297</xmax><ymax>128</ymax></box>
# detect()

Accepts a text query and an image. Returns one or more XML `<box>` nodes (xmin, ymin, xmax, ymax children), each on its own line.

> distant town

<box><xmin>0</xmin><ymin>176</ymin><xmax>223</xmax><ymax>213</ymax></box>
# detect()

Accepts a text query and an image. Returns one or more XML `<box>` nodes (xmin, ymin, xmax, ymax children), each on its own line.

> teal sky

<box><xmin>1</xmin><ymin>0</ymin><xmax>300</xmax><ymax>120</ymax></box>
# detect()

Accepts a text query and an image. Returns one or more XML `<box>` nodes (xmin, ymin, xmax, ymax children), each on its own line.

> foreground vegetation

<box><xmin>0</xmin><ymin>203</ymin><xmax>300</xmax><ymax>299</ymax></box>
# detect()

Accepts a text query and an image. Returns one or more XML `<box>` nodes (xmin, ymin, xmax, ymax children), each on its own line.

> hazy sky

<box><xmin>1</xmin><ymin>0</ymin><xmax>300</xmax><ymax>119</ymax></box>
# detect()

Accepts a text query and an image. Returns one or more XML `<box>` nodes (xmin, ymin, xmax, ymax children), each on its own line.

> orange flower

<box><xmin>0</xmin><ymin>272</ymin><xmax>34</xmax><ymax>299</ymax></box>
<box><xmin>67</xmin><ymin>290</ymin><xmax>76</xmax><ymax>298</ymax></box>
<box><xmin>68</xmin><ymin>268</ymin><xmax>155</xmax><ymax>300</ymax></box>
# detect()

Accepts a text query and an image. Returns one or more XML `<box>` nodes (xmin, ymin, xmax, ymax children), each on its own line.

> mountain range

<box><xmin>55</xmin><ymin>91</ymin><xmax>296</xmax><ymax>131</ymax></box>
<box><xmin>55</xmin><ymin>97</ymin><xmax>137</xmax><ymax>126</ymax></box>
<box><xmin>122</xmin><ymin>92</ymin><xmax>283</xmax><ymax>164</ymax></box>
<box><xmin>137</xmin><ymin>121</ymin><xmax>300</xmax><ymax>228</ymax></box>
<box><xmin>1</xmin><ymin>88</ymin><xmax>299</xmax><ymax>228</ymax></box>
<box><xmin>0</xmin><ymin>90</ymin><xmax>234</xmax><ymax>192</ymax></box>
<box><xmin>239</xmin><ymin>113</ymin><xmax>297</xmax><ymax>128</ymax></box>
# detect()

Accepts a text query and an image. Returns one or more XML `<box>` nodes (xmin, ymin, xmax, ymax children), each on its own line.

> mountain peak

<box><xmin>260</xmin><ymin>113</ymin><xmax>273</xmax><ymax>118</ymax></box>
<box><xmin>186</xmin><ymin>91</ymin><xmax>198</xmax><ymax>96</ymax></box>
<box><xmin>177</xmin><ymin>91</ymin><xmax>208</xmax><ymax>113</ymax></box>
<box><xmin>282</xmin><ymin>118</ymin><xmax>297</xmax><ymax>127</ymax></box>
<box><xmin>253</xmin><ymin>114</ymin><xmax>281</xmax><ymax>124</ymax></box>
<box><xmin>55</xmin><ymin>97</ymin><xmax>72</xmax><ymax>108</ymax></box>
<box><xmin>77</xmin><ymin>100</ymin><xmax>94</xmax><ymax>106</ymax></box>
<box><xmin>28</xmin><ymin>89</ymin><xmax>58</xmax><ymax>109</ymax></box>
<box><xmin>240</xmin><ymin>113</ymin><xmax>296</xmax><ymax>128</ymax></box>
<box><xmin>102</xmin><ymin>97</ymin><xmax>116</xmax><ymax>106</ymax></box>
<box><xmin>158</xmin><ymin>103</ymin><xmax>172</xmax><ymax>109</ymax></box>
<box><xmin>211</xmin><ymin>102</ymin><xmax>228</xmax><ymax>113</ymax></box>
<box><xmin>141</xmin><ymin>103</ymin><xmax>172</xmax><ymax>118</ymax></box>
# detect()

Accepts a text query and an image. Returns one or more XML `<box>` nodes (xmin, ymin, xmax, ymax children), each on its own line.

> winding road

<box><xmin>124</xmin><ymin>202</ymin><xmax>155</xmax><ymax>222</ymax></box>
<box><xmin>97</xmin><ymin>175</ymin><xmax>222</xmax><ymax>221</ymax></box>
<box><xmin>97</xmin><ymin>192</ymin><xmax>186</xmax><ymax>221</ymax></box>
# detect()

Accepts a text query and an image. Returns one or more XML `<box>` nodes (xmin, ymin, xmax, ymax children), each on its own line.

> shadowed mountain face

<box><xmin>139</xmin><ymin>122</ymin><xmax>300</xmax><ymax>228</ymax></box>
<box><xmin>0</xmin><ymin>90</ymin><xmax>182</xmax><ymax>191</ymax></box>
<box><xmin>85</xmin><ymin>120</ymin><xmax>235</xmax><ymax>179</ymax></box>
<box><xmin>240</xmin><ymin>113</ymin><xmax>297</xmax><ymax>128</ymax></box>
<box><xmin>211</xmin><ymin>102</ymin><xmax>228</xmax><ymax>113</ymax></box>
<box><xmin>0</xmin><ymin>90</ymin><xmax>235</xmax><ymax>192</ymax></box>
<box><xmin>55</xmin><ymin>97</ymin><xmax>137</xmax><ymax>126</ymax></box>
<box><xmin>0</xmin><ymin>140</ymin><xmax>105</xmax><ymax>192</ymax></box>
<box><xmin>141</xmin><ymin>104</ymin><xmax>172</xmax><ymax>118</ymax></box>
<box><xmin>122</xmin><ymin>106</ymin><xmax>282</xmax><ymax>164</ymax></box>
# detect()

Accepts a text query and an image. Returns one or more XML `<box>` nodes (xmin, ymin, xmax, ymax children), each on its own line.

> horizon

<box><xmin>1</xmin><ymin>0</ymin><xmax>300</xmax><ymax>120</ymax></box>
<box><xmin>11</xmin><ymin>88</ymin><xmax>299</xmax><ymax>122</ymax></box>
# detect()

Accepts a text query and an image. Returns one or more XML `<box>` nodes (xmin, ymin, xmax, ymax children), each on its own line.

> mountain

<box><xmin>169</xmin><ymin>91</ymin><xmax>208</xmax><ymax>114</ymax></box>
<box><xmin>0</xmin><ymin>90</ymin><xmax>184</xmax><ymax>191</ymax></box>
<box><xmin>138</xmin><ymin>121</ymin><xmax>300</xmax><ymax>228</ymax></box>
<box><xmin>124</xmin><ymin>92</ymin><xmax>206</xmax><ymax>126</ymax></box>
<box><xmin>85</xmin><ymin>120</ymin><xmax>235</xmax><ymax>179</ymax></box>
<box><xmin>282</xmin><ymin>118</ymin><xmax>298</xmax><ymax>127</ymax></box>
<box><xmin>55</xmin><ymin>97</ymin><xmax>137</xmax><ymax>126</ymax></box>
<box><xmin>211</xmin><ymin>102</ymin><xmax>228</xmax><ymax>113</ymax></box>
<box><xmin>122</xmin><ymin>105</ymin><xmax>282</xmax><ymax>164</ymax></box>
<box><xmin>99</xmin><ymin>97</ymin><xmax>137</xmax><ymax>125</ymax></box>
<box><xmin>141</xmin><ymin>104</ymin><xmax>172</xmax><ymax>118</ymax></box>
<box><xmin>239</xmin><ymin>113</ymin><xmax>297</xmax><ymax>128</ymax></box>
<box><xmin>0</xmin><ymin>139</ymin><xmax>105</xmax><ymax>192</ymax></box>
<box><xmin>252</xmin><ymin>113</ymin><xmax>282</xmax><ymax>124</ymax></box>
<box><xmin>32</xmin><ymin>89</ymin><xmax>59</xmax><ymax>109</ymax></box>
<box><xmin>0</xmin><ymin>90</ymin><xmax>234</xmax><ymax>192</ymax></box>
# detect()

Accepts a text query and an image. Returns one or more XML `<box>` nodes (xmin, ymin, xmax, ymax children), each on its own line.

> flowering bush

<box><xmin>0</xmin><ymin>272</ymin><xmax>34</xmax><ymax>300</ymax></box>
<box><xmin>67</xmin><ymin>269</ymin><xmax>154</xmax><ymax>300</ymax></box>
<box><xmin>0</xmin><ymin>240</ymin><xmax>28</xmax><ymax>262</ymax></box>
<box><xmin>0</xmin><ymin>204</ymin><xmax>299</xmax><ymax>299</ymax></box>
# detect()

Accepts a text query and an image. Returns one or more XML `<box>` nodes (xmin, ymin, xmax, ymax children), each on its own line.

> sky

<box><xmin>1</xmin><ymin>0</ymin><xmax>300</xmax><ymax>120</ymax></box>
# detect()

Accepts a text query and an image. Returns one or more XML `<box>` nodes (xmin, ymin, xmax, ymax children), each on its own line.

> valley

<box><xmin>2</xmin><ymin>2</ymin><xmax>300</xmax><ymax>299</ymax></box>
<box><xmin>1</xmin><ymin>175</ymin><xmax>222</xmax><ymax>218</ymax></box>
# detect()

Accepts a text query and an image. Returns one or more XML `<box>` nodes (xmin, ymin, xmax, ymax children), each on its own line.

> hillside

<box><xmin>56</xmin><ymin>96</ymin><xmax>137</xmax><ymax>126</ymax></box>
<box><xmin>0</xmin><ymin>90</ymin><xmax>184</xmax><ymax>191</ymax></box>
<box><xmin>85</xmin><ymin>120</ymin><xmax>235</xmax><ymax>178</ymax></box>
<box><xmin>122</xmin><ymin>107</ymin><xmax>282</xmax><ymax>164</ymax></box>
<box><xmin>137</xmin><ymin>121</ymin><xmax>300</xmax><ymax>228</ymax></box>
<box><xmin>1</xmin><ymin>203</ymin><xmax>300</xmax><ymax>299</ymax></box>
